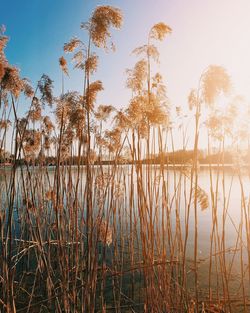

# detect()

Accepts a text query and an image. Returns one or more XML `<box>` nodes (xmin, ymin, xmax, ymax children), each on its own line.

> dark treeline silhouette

<box><xmin>2</xmin><ymin>148</ymin><xmax>249</xmax><ymax>166</ymax></box>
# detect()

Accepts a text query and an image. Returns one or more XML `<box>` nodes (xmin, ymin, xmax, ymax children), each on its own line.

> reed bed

<box><xmin>1</xmin><ymin>5</ymin><xmax>250</xmax><ymax>313</ymax></box>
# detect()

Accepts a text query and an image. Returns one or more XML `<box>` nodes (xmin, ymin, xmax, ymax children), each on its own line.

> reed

<box><xmin>0</xmin><ymin>6</ymin><xmax>250</xmax><ymax>313</ymax></box>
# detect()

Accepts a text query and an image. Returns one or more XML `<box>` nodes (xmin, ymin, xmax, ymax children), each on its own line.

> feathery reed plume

<box><xmin>59</xmin><ymin>56</ymin><xmax>69</xmax><ymax>76</ymax></box>
<box><xmin>27</xmin><ymin>97</ymin><xmax>42</xmax><ymax>122</ymax></box>
<box><xmin>188</xmin><ymin>89</ymin><xmax>199</xmax><ymax>110</ymax></box>
<box><xmin>85</xmin><ymin>54</ymin><xmax>98</xmax><ymax>74</ymax></box>
<box><xmin>88</xmin><ymin>5</ymin><xmax>123</xmax><ymax>48</ymax></box>
<box><xmin>84</xmin><ymin>80</ymin><xmax>103</xmax><ymax>111</ymax></box>
<box><xmin>23</xmin><ymin>130</ymin><xmax>42</xmax><ymax>161</ymax></box>
<box><xmin>43</xmin><ymin>116</ymin><xmax>54</xmax><ymax>134</ymax></box>
<box><xmin>202</xmin><ymin>65</ymin><xmax>231</xmax><ymax>106</ymax></box>
<box><xmin>63</xmin><ymin>37</ymin><xmax>83</xmax><ymax>53</ymax></box>
<box><xmin>0</xmin><ymin>119</ymin><xmax>11</xmax><ymax>130</ymax></box>
<box><xmin>27</xmin><ymin>106</ymin><xmax>41</xmax><ymax>123</ymax></box>
<box><xmin>95</xmin><ymin>104</ymin><xmax>114</xmax><ymax>122</ymax></box>
<box><xmin>1</xmin><ymin>65</ymin><xmax>23</xmax><ymax>98</ymax></box>
<box><xmin>150</xmin><ymin>22</ymin><xmax>172</xmax><ymax>41</ymax></box>
<box><xmin>38</xmin><ymin>74</ymin><xmax>54</xmax><ymax>106</ymax></box>
<box><xmin>133</xmin><ymin>44</ymin><xmax>160</xmax><ymax>62</ymax></box>
<box><xmin>0</xmin><ymin>35</ymin><xmax>8</xmax><ymax>54</ymax></box>
<box><xmin>22</xmin><ymin>78</ymin><xmax>34</xmax><ymax>98</ymax></box>
<box><xmin>0</xmin><ymin>62</ymin><xmax>5</xmax><ymax>82</ymax></box>
<box><xmin>126</xmin><ymin>59</ymin><xmax>147</xmax><ymax>92</ymax></box>
<box><xmin>71</xmin><ymin>50</ymin><xmax>84</xmax><ymax>69</ymax></box>
<box><xmin>0</xmin><ymin>26</ymin><xmax>8</xmax><ymax>82</ymax></box>
<box><xmin>113</xmin><ymin>109</ymin><xmax>130</xmax><ymax>129</ymax></box>
<box><xmin>192</xmin><ymin>186</ymin><xmax>209</xmax><ymax>211</ymax></box>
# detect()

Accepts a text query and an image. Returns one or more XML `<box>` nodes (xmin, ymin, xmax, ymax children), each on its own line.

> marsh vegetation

<box><xmin>1</xmin><ymin>5</ymin><xmax>250</xmax><ymax>313</ymax></box>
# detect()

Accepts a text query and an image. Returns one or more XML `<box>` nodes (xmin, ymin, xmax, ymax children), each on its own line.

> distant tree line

<box><xmin>2</xmin><ymin>148</ymin><xmax>249</xmax><ymax>166</ymax></box>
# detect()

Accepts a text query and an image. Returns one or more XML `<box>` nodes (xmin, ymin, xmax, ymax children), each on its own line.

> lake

<box><xmin>1</xmin><ymin>164</ymin><xmax>250</xmax><ymax>311</ymax></box>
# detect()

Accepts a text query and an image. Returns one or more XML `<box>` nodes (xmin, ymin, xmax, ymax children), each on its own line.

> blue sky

<box><xmin>2</xmin><ymin>0</ymin><xmax>250</xmax><ymax>148</ymax></box>
<box><xmin>1</xmin><ymin>0</ymin><xmax>177</xmax><ymax>107</ymax></box>
<box><xmin>2</xmin><ymin>0</ymin><xmax>250</xmax><ymax>106</ymax></box>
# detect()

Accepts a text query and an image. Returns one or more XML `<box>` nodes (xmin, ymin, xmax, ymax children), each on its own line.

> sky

<box><xmin>1</xmin><ymin>0</ymin><xmax>250</xmax><ymax>149</ymax></box>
